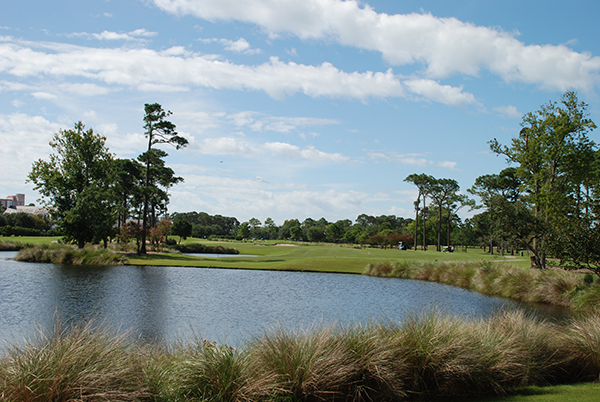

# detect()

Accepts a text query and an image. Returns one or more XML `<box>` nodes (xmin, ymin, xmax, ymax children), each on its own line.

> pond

<box><xmin>0</xmin><ymin>251</ymin><xmax>569</xmax><ymax>347</ymax></box>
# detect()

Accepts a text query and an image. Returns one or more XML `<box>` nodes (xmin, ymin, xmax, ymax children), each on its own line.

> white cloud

<box><xmin>493</xmin><ymin>105</ymin><xmax>521</xmax><ymax>119</ymax></box>
<box><xmin>369</xmin><ymin>151</ymin><xmax>457</xmax><ymax>170</ymax></box>
<box><xmin>200</xmin><ymin>37</ymin><xmax>261</xmax><ymax>54</ymax></box>
<box><xmin>168</xmin><ymin>172</ymin><xmax>372</xmax><ymax>223</ymax></box>
<box><xmin>0</xmin><ymin>113</ymin><xmax>61</xmax><ymax>190</ymax></box>
<box><xmin>0</xmin><ymin>39</ymin><xmax>406</xmax><ymax>101</ymax></box>
<box><xmin>152</xmin><ymin>0</ymin><xmax>600</xmax><ymax>91</ymax></box>
<box><xmin>404</xmin><ymin>79</ymin><xmax>479</xmax><ymax>106</ymax></box>
<box><xmin>227</xmin><ymin>112</ymin><xmax>339</xmax><ymax>133</ymax></box>
<box><xmin>195</xmin><ymin>137</ymin><xmax>348</xmax><ymax>163</ymax></box>
<box><xmin>31</xmin><ymin>91</ymin><xmax>56</xmax><ymax>100</ymax></box>
<box><xmin>70</xmin><ymin>28</ymin><xmax>157</xmax><ymax>41</ymax></box>
<box><xmin>59</xmin><ymin>83</ymin><xmax>112</xmax><ymax>96</ymax></box>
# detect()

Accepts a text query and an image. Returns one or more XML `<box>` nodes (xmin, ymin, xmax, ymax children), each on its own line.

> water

<box><xmin>0</xmin><ymin>251</ymin><xmax>569</xmax><ymax>347</ymax></box>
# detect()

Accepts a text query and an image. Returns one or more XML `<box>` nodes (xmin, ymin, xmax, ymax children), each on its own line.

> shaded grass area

<box><xmin>1</xmin><ymin>310</ymin><xmax>600</xmax><ymax>401</ymax></box>
<box><xmin>364</xmin><ymin>260</ymin><xmax>600</xmax><ymax>312</ymax></box>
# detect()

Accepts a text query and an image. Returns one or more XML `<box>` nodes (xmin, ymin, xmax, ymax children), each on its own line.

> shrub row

<box><xmin>174</xmin><ymin>243</ymin><xmax>240</xmax><ymax>255</ymax></box>
<box><xmin>364</xmin><ymin>260</ymin><xmax>600</xmax><ymax>311</ymax></box>
<box><xmin>1</xmin><ymin>310</ymin><xmax>599</xmax><ymax>401</ymax></box>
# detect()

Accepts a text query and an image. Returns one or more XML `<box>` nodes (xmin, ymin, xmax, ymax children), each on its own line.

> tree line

<box><xmin>21</xmin><ymin>91</ymin><xmax>600</xmax><ymax>273</ymax></box>
<box><xmin>169</xmin><ymin>211</ymin><xmax>414</xmax><ymax>248</ymax></box>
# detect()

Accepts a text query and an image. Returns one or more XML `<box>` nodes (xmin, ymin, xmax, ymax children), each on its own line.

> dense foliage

<box><xmin>25</xmin><ymin>104</ymin><xmax>185</xmax><ymax>251</ymax></box>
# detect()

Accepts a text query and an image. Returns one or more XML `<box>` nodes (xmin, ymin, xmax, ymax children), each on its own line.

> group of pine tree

<box><xmin>20</xmin><ymin>92</ymin><xmax>600</xmax><ymax>274</ymax></box>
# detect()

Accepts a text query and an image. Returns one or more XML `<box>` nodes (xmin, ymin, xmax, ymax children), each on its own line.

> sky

<box><xmin>2</xmin><ymin>0</ymin><xmax>600</xmax><ymax>225</ymax></box>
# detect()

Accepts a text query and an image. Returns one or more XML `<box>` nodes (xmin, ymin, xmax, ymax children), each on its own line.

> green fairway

<box><xmin>126</xmin><ymin>238</ymin><xmax>532</xmax><ymax>272</ymax></box>
<box><xmin>474</xmin><ymin>383</ymin><xmax>600</xmax><ymax>402</ymax></box>
<box><xmin>0</xmin><ymin>236</ymin><xmax>62</xmax><ymax>245</ymax></box>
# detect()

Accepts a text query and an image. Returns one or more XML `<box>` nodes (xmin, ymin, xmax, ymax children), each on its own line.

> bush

<box><xmin>14</xmin><ymin>244</ymin><xmax>128</xmax><ymax>265</ymax></box>
<box><xmin>175</xmin><ymin>243</ymin><xmax>239</xmax><ymax>255</ymax></box>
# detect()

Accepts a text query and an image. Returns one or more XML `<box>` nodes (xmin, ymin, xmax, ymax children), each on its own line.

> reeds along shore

<box><xmin>1</xmin><ymin>310</ymin><xmax>600</xmax><ymax>402</ymax></box>
<box><xmin>364</xmin><ymin>260</ymin><xmax>600</xmax><ymax>311</ymax></box>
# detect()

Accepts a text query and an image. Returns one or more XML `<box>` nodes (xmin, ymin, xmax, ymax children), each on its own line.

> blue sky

<box><xmin>2</xmin><ymin>0</ymin><xmax>600</xmax><ymax>225</ymax></box>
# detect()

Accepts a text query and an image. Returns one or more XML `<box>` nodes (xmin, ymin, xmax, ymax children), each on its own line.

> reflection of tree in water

<box><xmin>131</xmin><ymin>267</ymin><xmax>169</xmax><ymax>343</ymax></box>
<box><xmin>51</xmin><ymin>265</ymin><xmax>114</xmax><ymax>327</ymax></box>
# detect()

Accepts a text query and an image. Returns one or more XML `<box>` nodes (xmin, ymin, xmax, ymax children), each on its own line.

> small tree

<box><xmin>172</xmin><ymin>219</ymin><xmax>193</xmax><ymax>244</ymax></box>
<box><xmin>28</xmin><ymin>122</ymin><xmax>115</xmax><ymax>248</ymax></box>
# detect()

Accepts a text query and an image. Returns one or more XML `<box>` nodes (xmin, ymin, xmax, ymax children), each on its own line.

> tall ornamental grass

<box><xmin>14</xmin><ymin>243</ymin><xmax>128</xmax><ymax>265</ymax></box>
<box><xmin>0</xmin><ymin>319</ymin><xmax>148</xmax><ymax>402</ymax></box>
<box><xmin>1</xmin><ymin>311</ymin><xmax>600</xmax><ymax>401</ymax></box>
<box><xmin>364</xmin><ymin>260</ymin><xmax>597</xmax><ymax>311</ymax></box>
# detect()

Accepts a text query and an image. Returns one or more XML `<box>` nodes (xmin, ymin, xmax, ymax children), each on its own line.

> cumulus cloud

<box><xmin>0</xmin><ymin>39</ymin><xmax>407</xmax><ymax>101</ymax></box>
<box><xmin>200</xmin><ymin>37</ymin><xmax>261</xmax><ymax>54</ymax></box>
<box><xmin>152</xmin><ymin>0</ymin><xmax>600</xmax><ymax>91</ymax></box>
<box><xmin>404</xmin><ymin>79</ymin><xmax>479</xmax><ymax>106</ymax></box>
<box><xmin>0</xmin><ymin>113</ymin><xmax>61</xmax><ymax>189</ymax></box>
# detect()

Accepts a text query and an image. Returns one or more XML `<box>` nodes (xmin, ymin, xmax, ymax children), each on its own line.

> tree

<box><xmin>404</xmin><ymin>173</ymin><xmax>435</xmax><ymax>250</ymax></box>
<box><xmin>248</xmin><ymin>217</ymin><xmax>261</xmax><ymax>237</ymax></box>
<box><xmin>428</xmin><ymin>178</ymin><xmax>460</xmax><ymax>251</ymax></box>
<box><xmin>469</xmin><ymin>168</ymin><xmax>521</xmax><ymax>255</ymax></box>
<box><xmin>489</xmin><ymin>91</ymin><xmax>597</xmax><ymax>268</ymax></box>
<box><xmin>140</xmin><ymin>103</ymin><xmax>188</xmax><ymax>254</ymax></box>
<box><xmin>112</xmin><ymin>158</ymin><xmax>144</xmax><ymax>233</ymax></box>
<box><xmin>172</xmin><ymin>219</ymin><xmax>192</xmax><ymax>244</ymax></box>
<box><xmin>28</xmin><ymin>122</ymin><xmax>115</xmax><ymax>248</ymax></box>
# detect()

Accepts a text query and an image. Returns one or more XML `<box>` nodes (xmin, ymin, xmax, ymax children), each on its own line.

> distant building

<box><xmin>0</xmin><ymin>194</ymin><xmax>25</xmax><ymax>209</ymax></box>
<box><xmin>3</xmin><ymin>205</ymin><xmax>50</xmax><ymax>219</ymax></box>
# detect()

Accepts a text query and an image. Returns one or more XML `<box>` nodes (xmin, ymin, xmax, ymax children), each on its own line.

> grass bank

<box><xmin>1</xmin><ymin>310</ymin><xmax>599</xmax><ymax>401</ymax></box>
<box><xmin>364</xmin><ymin>260</ymin><xmax>600</xmax><ymax>312</ymax></box>
<box><xmin>14</xmin><ymin>243</ymin><xmax>128</xmax><ymax>266</ymax></box>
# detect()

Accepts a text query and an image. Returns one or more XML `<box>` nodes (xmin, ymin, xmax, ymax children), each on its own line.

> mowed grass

<box><xmin>126</xmin><ymin>238</ymin><xmax>528</xmax><ymax>272</ymax></box>
<box><xmin>0</xmin><ymin>236</ymin><xmax>62</xmax><ymax>245</ymax></box>
<box><xmin>477</xmin><ymin>383</ymin><xmax>600</xmax><ymax>402</ymax></box>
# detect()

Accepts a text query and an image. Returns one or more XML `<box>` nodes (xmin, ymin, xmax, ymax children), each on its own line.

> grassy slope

<box><xmin>126</xmin><ymin>238</ymin><xmax>531</xmax><ymax>272</ymax></box>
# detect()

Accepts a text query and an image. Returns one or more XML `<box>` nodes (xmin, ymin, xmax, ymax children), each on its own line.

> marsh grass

<box><xmin>174</xmin><ymin>340</ymin><xmax>272</xmax><ymax>402</ymax></box>
<box><xmin>0</xmin><ymin>241</ymin><xmax>28</xmax><ymax>251</ymax></box>
<box><xmin>0</xmin><ymin>319</ymin><xmax>148</xmax><ymax>402</ymax></box>
<box><xmin>250</xmin><ymin>326</ymin><xmax>355</xmax><ymax>401</ymax></box>
<box><xmin>364</xmin><ymin>260</ymin><xmax>590</xmax><ymax>310</ymax></box>
<box><xmin>14</xmin><ymin>243</ymin><xmax>128</xmax><ymax>265</ymax></box>
<box><xmin>557</xmin><ymin>311</ymin><xmax>600</xmax><ymax>381</ymax></box>
<box><xmin>1</xmin><ymin>311</ymin><xmax>600</xmax><ymax>401</ymax></box>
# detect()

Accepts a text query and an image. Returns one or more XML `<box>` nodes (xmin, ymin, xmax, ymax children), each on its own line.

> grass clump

<box><xmin>173</xmin><ymin>340</ymin><xmax>270</xmax><ymax>402</ymax></box>
<box><xmin>14</xmin><ymin>243</ymin><xmax>128</xmax><ymax>265</ymax></box>
<box><xmin>0</xmin><ymin>319</ymin><xmax>148</xmax><ymax>402</ymax></box>
<box><xmin>364</xmin><ymin>260</ymin><xmax>594</xmax><ymax>310</ymax></box>
<box><xmin>1</xmin><ymin>311</ymin><xmax>600</xmax><ymax>401</ymax></box>
<box><xmin>0</xmin><ymin>241</ymin><xmax>28</xmax><ymax>251</ymax></box>
<box><xmin>250</xmin><ymin>326</ymin><xmax>355</xmax><ymax>401</ymax></box>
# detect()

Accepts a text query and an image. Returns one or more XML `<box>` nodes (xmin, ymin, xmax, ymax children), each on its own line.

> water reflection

<box><xmin>0</xmin><ymin>252</ymin><xmax>571</xmax><ymax>348</ymax></box>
